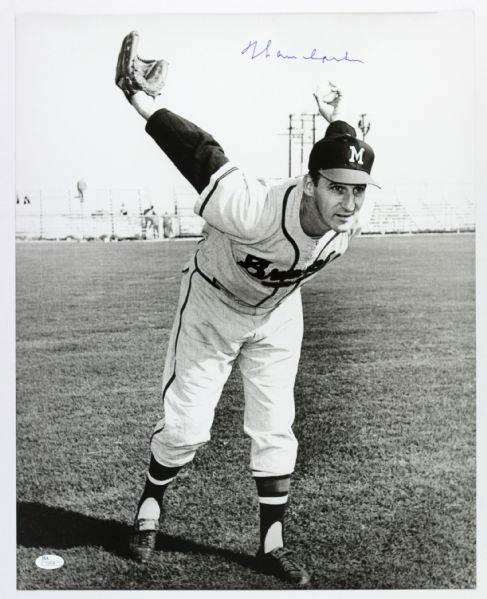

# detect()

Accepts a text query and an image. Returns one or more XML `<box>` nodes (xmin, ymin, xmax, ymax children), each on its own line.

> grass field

<box><xmin>16</xmin><ymin>234</ymin><xmax>476</xmax><ymax>590</ymax></box>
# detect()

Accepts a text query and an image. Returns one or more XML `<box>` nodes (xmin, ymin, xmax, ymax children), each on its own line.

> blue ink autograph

<box><xmin>241</xmin><ymin>39</ymin><xmax>364</xmax><ymax>64</ymax></box>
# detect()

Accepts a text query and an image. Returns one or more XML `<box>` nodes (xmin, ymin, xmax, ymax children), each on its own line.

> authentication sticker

<box><xmin>35</xmin><ymin>554</ymin><xmax>64</xmax><ymax>570</ymax></box>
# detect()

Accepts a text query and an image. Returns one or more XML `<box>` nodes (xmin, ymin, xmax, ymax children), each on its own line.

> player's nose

<box><xmin>340</xmin><ymin>189</ymin><xmax>355</xmax><ymax>211</ymax></box>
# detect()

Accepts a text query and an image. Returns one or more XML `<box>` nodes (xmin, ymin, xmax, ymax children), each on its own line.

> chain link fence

<box><xmin>15</xmin><ymin>183</ymin><xmax>474</xmax><ymax>241</ymax></box>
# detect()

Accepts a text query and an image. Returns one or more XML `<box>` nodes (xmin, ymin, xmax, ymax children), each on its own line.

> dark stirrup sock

<box><xmin>254</xmin><ymin>474</ymin><xmax>292</xmax><ymax>552</ymax></box>
<box><xmin>136</xmin><ymin>454</ymin><xmax>183</xmax><ymax>520</ymax></box>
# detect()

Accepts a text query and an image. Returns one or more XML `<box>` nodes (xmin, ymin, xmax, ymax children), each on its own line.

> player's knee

<box><xmin>250</xmin><ymin>444</ymin><xmax>298</xmax><ymax>476</ymax></box>
<box><xmin>151</xmin><ymin>435</ymin><xmax>209</xmax><ymax>468</ymax></box>
<box><xmin>246</xmin><ymin>427</ymin><xmax>298</xmax><ymax>474</ymax></box>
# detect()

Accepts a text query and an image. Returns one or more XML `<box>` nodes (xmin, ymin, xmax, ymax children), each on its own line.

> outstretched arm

<box><xmin>115</xmin><ymin>34</ymin><xmax>269</xmax><ymax>241</ymax></box>
<box><xmin>145</xmin><ymin>106</ymin><xmax>229</xmax><ymax>194</ymax></box>
<box><xmin>124</xmin><ymin>92</ymin><xmax>229</xmax><ymax>194</ymax></box>
<box><xmin>128</xmin><ymin>98</ymin><xmax>266</xmax><ymax>242</ymax></box>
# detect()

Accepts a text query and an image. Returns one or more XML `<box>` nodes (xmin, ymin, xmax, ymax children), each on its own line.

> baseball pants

<box><xmin>150</xmin><ymin>261</ymin><xmax>303</xmax><ymax>476</ymax></box>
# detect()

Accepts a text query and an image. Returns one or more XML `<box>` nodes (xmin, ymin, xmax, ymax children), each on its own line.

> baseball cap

<box><xmin>308</xmin><ymin>120</ymin><xmax>380</xmax><ymax>187</ymax></box>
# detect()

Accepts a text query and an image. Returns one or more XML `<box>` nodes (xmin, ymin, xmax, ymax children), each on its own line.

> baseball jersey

<box><xmin>146</xmin><ymin>109</ymin><xmax>354</xmax><ymax>314</ymax></box>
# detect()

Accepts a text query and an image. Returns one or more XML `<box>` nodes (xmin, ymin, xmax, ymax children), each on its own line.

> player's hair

<box><xmin>308</xmin><ymin>171</ymin><xmax>321</xmax><ymax>186</ymax></box>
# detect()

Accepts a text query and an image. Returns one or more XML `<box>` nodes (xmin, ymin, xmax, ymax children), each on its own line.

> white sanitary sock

<box><xmin>137</xmin><ymin>497</ymin><xmax>160</xmax><ymax>521</ymax></box>
<box><xmin>264</xmin><ymin>521</ymin><xmax>284</xmax><ymax>553</ymax></box>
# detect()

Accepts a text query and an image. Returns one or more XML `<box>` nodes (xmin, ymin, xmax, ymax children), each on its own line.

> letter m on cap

<box><xmin>349</xmin><ymin>146</ymin><xmax>365</xmax><ymax>165</ymax></box>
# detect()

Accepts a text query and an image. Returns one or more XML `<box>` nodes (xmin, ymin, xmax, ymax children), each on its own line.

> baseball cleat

<box><xmin>128</xmin><ymin>518</ymin><xmax>159</xmax><ymax>562</ymax></box>
<box><xmin>256</xmin><ymin>546</ymin><xmax>311</xmax><ymax>585</ymax></box>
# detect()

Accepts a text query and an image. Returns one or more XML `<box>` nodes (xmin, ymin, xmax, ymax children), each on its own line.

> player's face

<box><xmin>311</xmin><ymin>173</ymin><xmax>366</xmax><ymax>234</ymax></box>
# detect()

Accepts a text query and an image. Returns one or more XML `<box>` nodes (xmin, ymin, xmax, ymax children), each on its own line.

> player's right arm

<box><xmin>132</xmin><ymin>94</ymin><xmax>269</xmax><ymax>240</ymax></box>
<box><xmin>128</xmin><ymin>92</ymin><xmax>228</xmax><ymax>194</ymax></box>
<box><xmin>145</xmin><ymin>117</ymin><xmax>229</xmax><ymax>198</ymax></box>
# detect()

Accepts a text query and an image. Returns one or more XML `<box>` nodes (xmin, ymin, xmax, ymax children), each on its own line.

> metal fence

<box><xmin>15</xmin><ymin>183</ymin><xmax>475</xmax><ymax>240</ymax></box>
<box><xmin>365</xmin><ymin>182</ymin><xmax>475</xmax><ymax>234</ymax></box>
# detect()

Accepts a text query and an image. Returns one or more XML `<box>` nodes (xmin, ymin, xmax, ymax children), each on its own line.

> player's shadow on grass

<box><xmin>17</xmin><ymin>501</ymin><xmax>255</xmax><ymax>570</ymax></box>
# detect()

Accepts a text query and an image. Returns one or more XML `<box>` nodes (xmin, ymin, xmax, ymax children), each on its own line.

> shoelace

<box><xmin>271</xmin><ymin>548</ymin><xmax>302</xmax><ymax>575</ymax></box>
<box><xmin>138</xmin><ymin>530</ymin><xmax>155</xmax><ymax>547</ymax></box>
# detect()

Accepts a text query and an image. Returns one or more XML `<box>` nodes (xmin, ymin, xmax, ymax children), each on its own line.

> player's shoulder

<box><xmin>260</xmin><ymin>176</ymin><xmax>303</xmax><ymax>206</ymax></box>
<box><xmin>259</xmin><ymin>176</ymin><xmax>302</xmax><ymax>191</ymax></box>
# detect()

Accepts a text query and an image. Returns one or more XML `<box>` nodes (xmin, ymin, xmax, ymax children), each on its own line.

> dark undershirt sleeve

<box><xmin>145</xmin><ymin>108</ymin><xmax>230</xmax><ymax>194</ymax></box>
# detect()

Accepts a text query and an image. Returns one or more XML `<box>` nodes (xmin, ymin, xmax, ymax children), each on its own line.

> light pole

<box><xmin>288</xmin><ymin>114</ymin><xmax>293</xmax><ymax>178</ymax></box>
<box><xmin>358</xmin><ymin>113</ymin><xmax>371</xmax><ymax>140</ymax></box>
<box><xmin>285</xmin><ymin>113</ymin><xmax>320</xmax><ymax>176</ymax></box>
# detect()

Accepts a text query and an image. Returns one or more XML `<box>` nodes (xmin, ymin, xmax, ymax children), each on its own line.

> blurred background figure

<box><xmin>77</xmin><ymin>179</ymin><xmax>87</xmax><ymax>203</ymax></box>
<box><xmin>163</xmin><ymin>211</ymin><xmax>175</xmax><ymax>238</ymax></box>
<box><xmin>143</xmin><ymin>205</ymin><xmax>160</xmax><ymax>239</ymax></box>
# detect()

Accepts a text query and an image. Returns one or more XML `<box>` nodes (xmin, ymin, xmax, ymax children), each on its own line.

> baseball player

<box><xmin>116</xmin><ymin>34</ymin><xmax>378</xmax><ymax>586</ymax></box>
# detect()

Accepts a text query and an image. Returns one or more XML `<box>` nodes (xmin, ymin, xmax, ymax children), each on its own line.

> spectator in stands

<box><xmin>150</xmin><ymin>212</ymin><xmax>160</xmax><ymax>239</ymax></box>
<box><xmin>163</xmin><ymin>212</ymin><xmax>175</xmax><ymax>238</ymax></box>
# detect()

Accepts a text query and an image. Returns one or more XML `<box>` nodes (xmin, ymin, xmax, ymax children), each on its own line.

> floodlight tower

<box><xmin>358</xmin><ymin>114</ymin><xmax>371</xmax><ymax>140</ymax></box>
<box><xmin>286</xmin><ymin>113</ymin><xmax>319</xmax><ymax>176</ymax></box>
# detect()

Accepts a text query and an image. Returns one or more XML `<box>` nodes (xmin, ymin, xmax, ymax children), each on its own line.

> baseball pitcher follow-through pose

<box><xmin>116</xmin><ymin>31</ymin><xmax>379</xmax><ymax>585</ymax></box>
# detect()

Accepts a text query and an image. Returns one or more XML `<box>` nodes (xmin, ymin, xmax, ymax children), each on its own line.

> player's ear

<box><xmin>303</xmin><ymin>173</ymin><xmax>316</xmax><ymax>197</ymax></box>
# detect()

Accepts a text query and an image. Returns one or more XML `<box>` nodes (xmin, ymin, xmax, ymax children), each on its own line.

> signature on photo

<box><xmin>241</xmin><ymin>39</ymin><xmax>364</xmax><ymax>64</ymax></box>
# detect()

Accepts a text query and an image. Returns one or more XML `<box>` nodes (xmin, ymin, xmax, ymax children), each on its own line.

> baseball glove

<box><xmin>115</xmin><ymin>31</ymin><xmax>169</xmax><ymax>99</ymax></box>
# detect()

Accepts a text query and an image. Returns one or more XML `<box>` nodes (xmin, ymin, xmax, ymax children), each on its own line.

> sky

<box><xmin>15</xmin><ymin>10</ymin><xmax>475</xmax><ymax>214</ymax></box>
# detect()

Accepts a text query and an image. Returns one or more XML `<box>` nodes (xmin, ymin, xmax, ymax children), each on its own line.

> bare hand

<box><xmin>313</xmin><ymin>82</ymin><xmax>342</xmax><ymax>122</ymax></box>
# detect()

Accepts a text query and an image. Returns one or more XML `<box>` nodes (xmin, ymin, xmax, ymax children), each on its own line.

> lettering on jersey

<box><xmin>349</xmin><ymin>146</ymin><xmax>365</xmax><ymax>165</ymax></box>
<box><xmin>237</xmin><ymin>252</ymin><xmax>341</xmax><ymax>287</ymax></box>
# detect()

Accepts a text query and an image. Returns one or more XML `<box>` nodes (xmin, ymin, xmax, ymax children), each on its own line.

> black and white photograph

<box><xmin>4</xmin><ymin>0</ymin><xmax>485</xmax><ymax>594</ymax></box>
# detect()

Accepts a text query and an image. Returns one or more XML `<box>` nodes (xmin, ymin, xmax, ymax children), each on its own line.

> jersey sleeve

<box><xmin>194</xmin><ymin>164</ymin><xmax>271</xmax><ymax>241</ymax></box>
<box><xmin>145</xmin><ymin>109</ymin><xmax>229</xmax><ymax>194</ymax></box>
